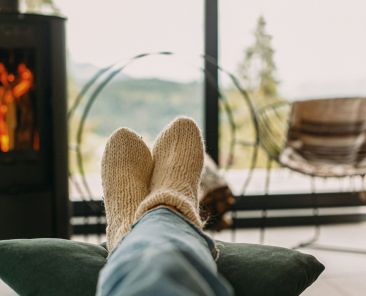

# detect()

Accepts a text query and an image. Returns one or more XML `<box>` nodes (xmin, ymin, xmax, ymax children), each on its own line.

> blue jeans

<box><xmin>97</xmin><ymin>208</ymin><xmax>233</xmax><ymax>296</ymax></box>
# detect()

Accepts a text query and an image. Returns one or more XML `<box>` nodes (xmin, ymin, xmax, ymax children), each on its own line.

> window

<box><xmin>219</xmin><ymin>0</ymin><xmax>366</xmax><ymax>194</ymax></box>
<box><xmin>56</xmin><ymin>0</ymin><xmax>204</xmax><ymax>198</ymax></box>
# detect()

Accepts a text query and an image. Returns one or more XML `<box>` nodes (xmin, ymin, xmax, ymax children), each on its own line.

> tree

<box><xmin>238</xmin><ymin>16</ymin><xmax>279</xmax><ymax>98</ymax></box>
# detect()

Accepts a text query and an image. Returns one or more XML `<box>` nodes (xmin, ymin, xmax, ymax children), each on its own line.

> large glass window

<box><xmin>219</xmin><ymin>0</ymin><xmax>366</xmax><ymax>194</ymax></box>
<box><xmin>55</xmin><ymin>0</ymin><xmax>204</xmax><ymax>199</ymax></box>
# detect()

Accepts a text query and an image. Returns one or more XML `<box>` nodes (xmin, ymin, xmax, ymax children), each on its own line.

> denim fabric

<box><xmin>96</xmin><ymin>208</ymin><xmax>233</xmax><ymax>296</ymax></box>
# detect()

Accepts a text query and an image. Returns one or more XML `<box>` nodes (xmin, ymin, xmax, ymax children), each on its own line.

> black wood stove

<box><xmin>0</xmin><ymin>0</ymin><xmax>69</xmax><ymax>239</ymax></box>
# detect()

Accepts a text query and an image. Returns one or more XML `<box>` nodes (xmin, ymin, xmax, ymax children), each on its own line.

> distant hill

<box><xmin>68</xmin><ymin>60</ymin><xmax>203</xmax><ymax>143</ymax></box>
<box><xmin>68</xmin><ymin>60</ymin><xmax>129</xmax><ymax>85</ymax></box>
<box><xmin>68</xmin><ymin>60</ymin><xmax>100</xmax><ymax>84</ymax></box>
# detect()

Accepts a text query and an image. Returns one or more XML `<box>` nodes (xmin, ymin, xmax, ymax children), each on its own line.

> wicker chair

<box><xmin>254</xmin><ymin>96</ymin><xmax>366</xmax><ymax>251</ymax></box>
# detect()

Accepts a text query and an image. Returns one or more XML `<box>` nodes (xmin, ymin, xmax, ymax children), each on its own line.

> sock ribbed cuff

<box><xmin>106</xmin><ymin>223</ymin><xmax>130</xmax><ymax>251</ymax></box>
<box><xmin>134</xmin><ymin>189</ymin><xmax>203</xmax><ymax>229</ymax></box>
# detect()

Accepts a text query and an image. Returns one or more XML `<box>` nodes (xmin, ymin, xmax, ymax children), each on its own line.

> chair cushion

<box><xmin>0</xmin><ymin>238</ymin><xmax>324</xmax><ymax>296</ymax></box>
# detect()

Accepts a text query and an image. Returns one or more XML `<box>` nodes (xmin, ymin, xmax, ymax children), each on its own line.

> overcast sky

<box><xmin>56</xmin><ymin>0</ymin><xmax>366</xmax><ymax>99</ymax></box>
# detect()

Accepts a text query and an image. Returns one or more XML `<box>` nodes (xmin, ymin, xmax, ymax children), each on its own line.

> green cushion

<box><xmin>0</xmin><ymin>239</ymin><xmax>107</xmax><ymax>296</ymax></box>
<box><xmin>216</xmin><ymin>241</ymin><xmax>324</xmax><ymax>296</ymax></box>
<box><xmin>0</xmin><ymin>238</ymin><xmax>324</xmax><ymax>296</ymax></box>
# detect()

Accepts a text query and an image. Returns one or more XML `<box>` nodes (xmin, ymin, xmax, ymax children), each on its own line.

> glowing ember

<box><xmin>0</xmin><ymin>62</ymin><xmax>36</xmax><ymax>152</ymax></box>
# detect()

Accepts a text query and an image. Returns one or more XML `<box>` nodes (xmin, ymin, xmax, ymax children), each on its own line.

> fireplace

<box><xmin>0</xmin><ymin>49</ymin><xmax>38</xmax><ymax>153</ymax></box>
<box><xmin>0</xmin><ymin>0</ymin><xmax>69</xmax><ymax>239</ymax></box>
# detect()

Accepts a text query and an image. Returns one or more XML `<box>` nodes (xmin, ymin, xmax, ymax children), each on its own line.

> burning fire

<box><xmin>0</xmin><ymin>62</ymin><xmax>36</xmax><ymax>152</ymax></box>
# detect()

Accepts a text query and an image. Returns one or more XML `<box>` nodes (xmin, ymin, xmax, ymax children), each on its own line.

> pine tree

<box><xmin>239</xmin><ymin>16</ymin><xmax>279</xmax><ymax>98</ymax></box>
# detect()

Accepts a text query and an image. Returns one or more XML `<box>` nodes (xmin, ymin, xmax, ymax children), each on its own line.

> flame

<box><xmin>13</xmin><ymin>64</ymin><xmax>33</xmax><ymax>98</ymax></box>
<box><xmin>0</xmin><ymin>62</ymin><xmax>34</xmax><ymax>152</ymax></box>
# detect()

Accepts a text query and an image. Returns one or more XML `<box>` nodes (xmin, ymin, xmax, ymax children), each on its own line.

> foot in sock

<box><xmin>102</xmin><ymin>128</ymin><xmax>153</xmax><ymax>251</ymax></box>
<box><xmin>134</xmin><ymin>117</ymin><xmax>204</xmax><ymax>228</ymax></box>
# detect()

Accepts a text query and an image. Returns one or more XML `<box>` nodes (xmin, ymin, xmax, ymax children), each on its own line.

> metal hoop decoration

<box><xmin>68</xmin><ymin>51</ymin><xmax>260</xmax><ymax>200</ymax></box>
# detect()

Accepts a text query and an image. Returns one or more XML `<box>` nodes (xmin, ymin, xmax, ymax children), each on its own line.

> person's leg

<box><xmin>97</xmin><ymin>208</ymin><xmax>233</xmax><ymax>296</ymax></box>
<box><xmin>97</xmin><ymin>117</ymin><xmax>233</xmax><ymax>296</ymax></box>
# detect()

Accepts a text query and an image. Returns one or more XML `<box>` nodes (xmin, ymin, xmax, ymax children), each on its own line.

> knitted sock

<box><xmin>134</xmin><ymin>117</ymin><xmax>204</xmax><ymax>228</ymax></box>
<box><xmin>102</xmin><ymin>128</ymin><xmax>153</xmax><ymax>251</ymax></box>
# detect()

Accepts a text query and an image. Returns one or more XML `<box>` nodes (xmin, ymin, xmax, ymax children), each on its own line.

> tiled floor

<box><xmin>1</xmin><ymin>222</ymin><xmax>366</xmax><ymax>295</ymax></box>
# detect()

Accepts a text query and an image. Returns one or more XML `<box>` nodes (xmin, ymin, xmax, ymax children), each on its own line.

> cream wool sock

<box><xmin>102</xmin><ymin>128</ymin><xmax>153</xmax><ymax>251</ymax></box>
<box><xmin>134</xmin><ymin>117</ymin><xmax>204</xmax><ymax>228</ymax></box>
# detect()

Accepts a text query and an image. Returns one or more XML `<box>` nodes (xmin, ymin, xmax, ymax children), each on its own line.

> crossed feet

<box><xmin>102</xmin><ymin>117</ymin><xmax>204</xmax><ymax>251</ymax></box>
